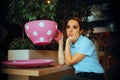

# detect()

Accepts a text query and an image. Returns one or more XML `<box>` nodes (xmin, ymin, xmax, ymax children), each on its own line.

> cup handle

<box><xmin>53</xmin><ymin>30</ymin><xmax>62</xmax><ymax>42</ymax></box>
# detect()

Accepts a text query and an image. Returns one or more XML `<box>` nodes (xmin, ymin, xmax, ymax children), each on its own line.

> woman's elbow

<box><xmin>65</xmin><ymin>61</ymin><xmax>72</xmax><ymax>66</ymax></box>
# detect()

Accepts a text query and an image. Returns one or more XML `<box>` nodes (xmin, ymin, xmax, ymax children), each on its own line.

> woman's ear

<box><xmin>80</xmin><ymin>29</ymin><xmax>83</xmax><ymax>34</ymax></box>
<box><xmin>80</xmin><ymin>29</ymin><xmax>87</xmax><ymax>36</ymax></box>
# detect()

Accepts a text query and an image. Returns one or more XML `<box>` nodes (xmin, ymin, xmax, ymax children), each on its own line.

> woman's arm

<box><xmin>58</xmin><ymin>35</ymin><xmax>65</xmax><ymax>65</ymax></box>
<box><xmin>65</xmin><ymin>38</ymin><xmax>86</xmax><ymax>66</ymax></box>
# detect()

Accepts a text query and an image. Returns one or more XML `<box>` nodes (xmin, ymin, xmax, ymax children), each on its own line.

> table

<box><xmin>2</xmin><ymin>65</ymin><xmax>74</xmax><ymax>80</ymax></box>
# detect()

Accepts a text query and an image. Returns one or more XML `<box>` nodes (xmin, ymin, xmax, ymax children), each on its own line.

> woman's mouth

<box><xmin>68</xmin><ymin>34</ymin><xmax>73</xmax><ymax>37</ymax></box>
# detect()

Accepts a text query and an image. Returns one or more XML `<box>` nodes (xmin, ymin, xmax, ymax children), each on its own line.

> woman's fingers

<box><xmin>73</xmin><ymin>33</ymin><xmax>78</xmax><ymax>40</ymax></box>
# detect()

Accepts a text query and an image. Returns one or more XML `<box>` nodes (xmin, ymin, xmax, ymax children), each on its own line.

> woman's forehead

<box><xmin>67</xmin><ymin>20</ymin><xmax>80</xmax><ymax>27</ymax></box>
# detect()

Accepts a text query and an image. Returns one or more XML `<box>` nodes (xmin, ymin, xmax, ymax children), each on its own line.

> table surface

<box><xmin>2</xmin><ymin>65</ymin><xmax>73</xmax><ymax>77</ymax></box>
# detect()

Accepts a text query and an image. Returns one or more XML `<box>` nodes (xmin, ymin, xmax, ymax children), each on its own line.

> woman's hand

<box><xmin>67</xmin><ymin>32</ymin><xmax>79</xmax><ymax>43</ymax></box>
<box><xmin>55</xmin><ymin>32</ymin><xmax>63</xmax><ymax>44</ymax></box>
<box><xmin>58</xmin><ymin>33</ymin><xmax>63</xmax><ymax>44</ymax></box>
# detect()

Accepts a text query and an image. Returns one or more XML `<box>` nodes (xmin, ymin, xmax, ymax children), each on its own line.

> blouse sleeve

<box><xmin>77</xmin><ymin>38</ymin><xmax>95</xmax><ymax>56</ymax></box>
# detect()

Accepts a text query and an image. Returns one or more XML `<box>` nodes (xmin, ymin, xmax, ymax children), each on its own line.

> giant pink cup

<box><xmin>24</xmin><ymin>20</ymin><xmax>61</xmax><ymax>46</ymax></box>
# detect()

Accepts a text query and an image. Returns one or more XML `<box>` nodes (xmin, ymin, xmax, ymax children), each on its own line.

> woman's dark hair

<box><xmin>66</xmin><ymin>17</ymin><xmax>83</xmax><ymax>30</ymax></box>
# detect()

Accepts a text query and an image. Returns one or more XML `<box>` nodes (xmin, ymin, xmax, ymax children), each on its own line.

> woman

<box><xmin>59</xmin><ymin>17</ymin><xmax>105</xmax><ymax>80</ymax></box>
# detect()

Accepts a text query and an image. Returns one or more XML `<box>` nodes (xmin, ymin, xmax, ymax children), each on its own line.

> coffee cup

<box><xmin>24</xmin><ymin>20</ymin><xmax>61</xmax><ymax>46</ymax></box>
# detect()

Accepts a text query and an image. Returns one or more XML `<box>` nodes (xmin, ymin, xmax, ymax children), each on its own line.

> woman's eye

<box><xmin>73</xmin><ymin>26</ymin><xmax>77</xmax><ymax>29</ymax></box>
<box><xmin>66</xmin><ymin>25</ymin><xmax>70</xmax><ymax>28</ymax></box>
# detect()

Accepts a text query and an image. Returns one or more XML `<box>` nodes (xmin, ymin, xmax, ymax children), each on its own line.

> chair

<box><xmin>99</xmin><ymin>46</ymin><xmax>111</xmax><ymax>80</ymax></box>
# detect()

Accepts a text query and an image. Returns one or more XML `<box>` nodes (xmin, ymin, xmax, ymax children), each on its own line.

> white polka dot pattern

<box><xmin>39</xmin><ymin>37</ymin><xmax>44</xmax><ymax>42</ymax></box>
<box><xmin>47</xmin><ymin>30</ymin><xmax>52</xmax><ymax>35</ymax></box>
<box><xmin>25</xmin><ymin>25</ymin><xmax>29</xmax><ymax>30</ymax></box>
<box><xmin>33</xmin><ymin>31</ymin><xmax>38</xmax><ymax>36</ymax></box>
<box><xmin>24</xmin><ymin>20</ymin><xmax>58</xmax><ymax>45</ymax></box>
<box><xmin>39</xmin><ymin>22</ymin><xmax>44</xmax><ymax>27</ymax></box>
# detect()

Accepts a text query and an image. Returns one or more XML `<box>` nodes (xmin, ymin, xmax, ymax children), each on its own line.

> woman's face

<box><xmin>66</xmin><ymin>19</ymin><xmax>81</xmax><ymax>38</ymax></box>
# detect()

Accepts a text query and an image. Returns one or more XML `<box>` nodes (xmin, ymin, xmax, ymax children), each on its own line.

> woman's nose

<box><xmin>69</xmin><ymin>28</ymin><xmax>73</xmax><ymax>32</ymax></box>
